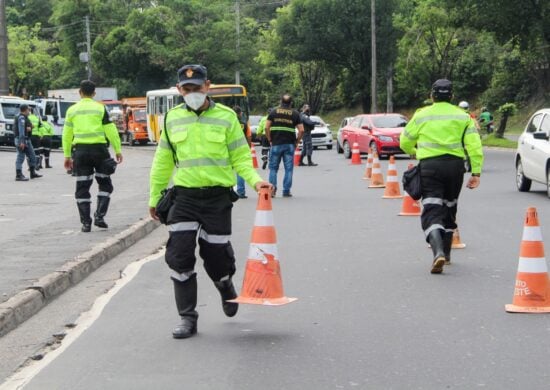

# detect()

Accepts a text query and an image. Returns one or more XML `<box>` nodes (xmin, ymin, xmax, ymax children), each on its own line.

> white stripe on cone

<box><xmin>248</xmin><ymin>243</ymin><xmax>279</xmax><ymax>261</ymax></box>
<box><xmin>254</xmin><ymin>210</ymin><xmax>275</xmax><ymax>227</ymax></box>
<box><xmin>518</xmin><ymin>257</ymin><xmax>548</xmax><ymax>273</ymax></box>
<box><xmin>522</xmin><ymin>226</ymin><xmax>544</xmax><ymax>242</ymax></box>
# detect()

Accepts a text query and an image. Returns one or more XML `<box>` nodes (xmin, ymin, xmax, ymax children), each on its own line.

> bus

<box><xmin>146</xmin><ymin>84</ymin><xmax>250</xmax><ymax>143</ymax></box>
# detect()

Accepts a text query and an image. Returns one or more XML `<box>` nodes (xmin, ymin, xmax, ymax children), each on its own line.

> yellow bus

<box><xmin>146</xmin><ymin>84</ymin><xmax>250</xmax><ymax>143</ymax></box>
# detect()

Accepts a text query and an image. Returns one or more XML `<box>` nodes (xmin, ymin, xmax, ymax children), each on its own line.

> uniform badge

<box><xmin>186</xmin><ymin>69</ymin><xmax>194</xmax><ymax>78</ymax></box>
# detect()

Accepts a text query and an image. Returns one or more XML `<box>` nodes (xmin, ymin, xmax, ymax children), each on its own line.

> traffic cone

<box><xmin>451</xmin><ymin>228</ymin><xmax>466</xmax><ymax>249</ymax></box>
<box><xmin>368</xmin><ymin>152</ymin><xmax>385</xmax><ymax>188</ymax></box>
<box><xmin>398</xmin><ymin>164</ymin><xmax>421</xmax><ymax>215</ymax></box>
<box><xmin>250</xmin><ymin>145</ymin><xmax>259</xmax><ymax>169</ymax></box>
<box><xmin>229</xmin><ymin>187</ymin><xmax>297</xmax><ymax>306</ymax></box>
<box><xmin>350</xmin><ymin>142</ymin><xmax>361</xmax><ymax>165</ymax></box>
<box><xmin>294</xmin><ymin>148</ymin><xmax>302</xmax><ymax>166</ymax></box>
<box><xmin>382</xmin><ymin>156</ymin><xmax>403</xmax><ymax>198</ymax></box>
<box><xmin>505</xmin><ymin>207</ymin><xmax>550</xmax><ymax>313</ymax></box>
<box><xmin>363</xmin><ymin>148</ymin><xmax>373</xmax><ymax>180</ymax></box>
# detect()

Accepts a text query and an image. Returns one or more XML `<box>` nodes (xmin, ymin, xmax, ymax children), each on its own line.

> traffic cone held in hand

<box><xmin>251</xmin><ymin>145</ymin><xmax>259</xmax><ymax>169</ymax></box>
<box><xmin>368</xmin><ymin>152</ymin><xmax>385</xmax><ymax>188</ymax></box>
<box><xmin>363</xmin><ymin>148</ymin><xmax>373</xmax><ymax>180</ymax></box>
<box><xmin>351</xmin><ymin>142</ymin><xmax>361</xmax><ymax>165</ymax></box>
<box><xmin>229</xmin><ymin>187</ymin><xmax>297</xmax><ymax>306</ymax></box>
<box><xmin>382</xmin><ymin>156</ymin><xmax>403</xmax><ymax>198</ymax></box>
<box><xmin>505</xmin><ymin>207</ymin><xmax>550</xmax><ymax>313</ymax></box>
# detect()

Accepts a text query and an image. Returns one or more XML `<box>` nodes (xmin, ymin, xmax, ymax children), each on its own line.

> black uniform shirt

<box><xmin>268</xmin><ymin>106</ymin><xmax>302</xmax><ymax>146</ymax></box>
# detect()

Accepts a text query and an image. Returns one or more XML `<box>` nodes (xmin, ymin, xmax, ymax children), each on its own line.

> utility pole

<box><xmin>0</xmin><ymin>0</ymin><xmax>9</xmax><ymax>95</ymax></box>
<box><xmin>370</xmin><ymin>0</ymin><xmax>377</xmax><ymax>113</ymax></box>
<box><xmin>235</xmin><ymin>0</ymin><xmax>240</xmax><ymax>85</ymax></box>
<box><xmin>85</xmin><ymin>15</ymin><xmax>92</xmax><ymax>80</ymax></box>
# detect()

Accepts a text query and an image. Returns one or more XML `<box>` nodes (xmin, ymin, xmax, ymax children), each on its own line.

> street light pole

<box><xmin>235</xmin><ymin>0</ymin><xmax>240</xmax><ymax>85</ymax></box>
<box><xmin>0</xmin><ymin>0</ymin><xmax>9</xmax><ymax>95</ymax></box>
<box><xmin>84</xmin><ymin>15</ymin><xmax>92</xmax><ymax>80</ymax></box>
<box><xmin>370</xmin><ymin>0</ymin><xmax>377</xmax><ymax>113</ymax></box>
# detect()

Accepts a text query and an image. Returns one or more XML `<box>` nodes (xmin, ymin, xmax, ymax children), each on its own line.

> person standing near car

<box><xmin>399</xmin><ymin>79</ymin><xmax>483</xmax><ymax>274</ymax></box>
<box><xmin>299</xmin><ymin>104</ymin><xmax>320</xmax><ymax>166</ymax></box>
<box><xmin>13</xmin><ymin>104</ymin><xmax>41</xmax><ymax>181</ymax></box>
<box><xmin>265</xmin><ymin>94</ymin><xmax>304</xmax><ymax>197</ymax></box>
<box><xmin>63</xmin><ymin>80</ymin><xmax>123</xmax><ymax>233</ymax></box>
<box><xmin>148</xmin><ymin>64</ymin><xmax>272</xmax><ymax>339</ymax></box>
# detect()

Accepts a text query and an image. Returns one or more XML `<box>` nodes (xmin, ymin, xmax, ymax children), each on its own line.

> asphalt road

<box><xmin>4</xmin><ymin>147</ymin><xmax>550</xmax><ymax>389</ymax></box>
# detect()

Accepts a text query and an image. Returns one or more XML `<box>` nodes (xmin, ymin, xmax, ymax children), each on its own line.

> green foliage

<box><xmin>497</xmin><ymin>102</ymin><xmax>517</xmax><ymax>116</ymax></box>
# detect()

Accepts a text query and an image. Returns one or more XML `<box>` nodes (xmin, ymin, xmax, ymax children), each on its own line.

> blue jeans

<box><xmin>269</xmin><ymin>143</ymin><xmax>294</xmax><ymax>194</ymax></box>
<box><xmin>14</xmin><ymin>137</ymin><xmax>37</xmax><ymax>171</ymax></box>
<box><xmin>236</xmin><ymin>175</ymin><xmax>245</xmax><ymax>195</ymax></box>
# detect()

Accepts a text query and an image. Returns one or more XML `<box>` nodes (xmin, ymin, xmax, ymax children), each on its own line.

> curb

<box><xmin>0</xmin><ymin>217</ymin><xmax>160</xmax><ymax>337</ymax></box>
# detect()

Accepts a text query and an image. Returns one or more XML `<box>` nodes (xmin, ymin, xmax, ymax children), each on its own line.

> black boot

<box><xmin>30</xmin><ymin>167</ymin><xmax>42</xmax><ymax>179</ymax></box>
<box><xmin>298</xmin><ymin>155</ymin><xmax>306</xmax><ymax>166</ymax></box>
<box><xmin>173</xmin><ymin>275</ymin><xmax>198</xmax><ymax>339</ymax></box>
<box><xmin>214</xmin><ymin>278</ymin><xmax>239</xmax><ymax>317</ymax></box>
<box><xmin>77</xmin><ymin>202</ymin><xmax>92</xmax><ymax>232</ymax></box>
<box><xmin>307</xmin><ymin>156</ymin><xmax>318</xmax><ymax>166</ymax></box>
<box><xmin>94</xmin><ymin>196</ymin><xmax>110</xmax><ymax>228</ymax></box>
<box><xmin>37</xmin><ymin>155</ymin><xmax>43</xmax><ymax>170</ymax></box>
<box><xmin>443</xmin><ymin>231</ymin><xmax>453</xmax><ymax>265</ymax></box>
<box><xmin>15</xmin><ymin>169</ymin><xmax>29</xmax><ymax>181</ymax></box>
<box><xmin>45</xmin><ymin>158</ymin><xmax>52</xmax><ymax>168</ymax></box>
<box><xmin>428</xmin><ymin>230</ymin><xmax>446</xmax><ymax>274</ymax></box>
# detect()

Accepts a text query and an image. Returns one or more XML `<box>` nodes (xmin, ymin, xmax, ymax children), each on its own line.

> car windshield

<box><xmin>249</xmin><ymin>115</ymin><xmax>262</xmax><ymax>126</ymax></box>
<box><xmin>0</xmin><ymin>103</ymin><xmax>20</xmax><ymax>119</ymax></box>
<box><xmin>59</xmin><ymin>101</ymin><xmax>75</xmax><ymax>117</ymax></box>
<box><xmin>371</xmin><ymin>115</ymin><xmax>407</xmax><ymax>128</ymax></box>
<box><xmin>310</xmin><ymin>115</ymin><xmax>325</xmax><ymax>125</ymax></box>
<box><xmin>134</xmin><ymin>109</ymin><xmax>147</xmax><ymax>122</ymax></box>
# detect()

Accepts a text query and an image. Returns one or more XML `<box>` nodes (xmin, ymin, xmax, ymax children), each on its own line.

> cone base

<box><xmin>505</xmin><ymin>304</ymin><xmax>550</xmax><ymax>313</ymax></box>
<box><xmin>383</xmin><ymin>195</ymin><xmax>404</xmax><ymax>199</ymax></box>
<box><xmin>228</xmin><ymin>296</ymin><xmax>298</xmax><ymax>306</ymax></box>
<box><xmin>452</xmin><ymin>243</ymin><xmax>466</xmax><ymax>249</ymax></box>
<box><xmin>398</xmin><ymin>212</ymin><xmax>421</xmax><ymax>216</ymax></box>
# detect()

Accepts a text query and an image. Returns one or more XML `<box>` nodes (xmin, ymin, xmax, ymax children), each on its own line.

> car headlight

<box><xmin>377</xmin><ymin>135</ymin><xmax>393</xmax><ymax>142</ymax></box>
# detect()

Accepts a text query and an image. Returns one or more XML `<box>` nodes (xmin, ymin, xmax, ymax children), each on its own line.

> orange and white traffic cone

<box><xmin>398</xmin><ymin>194</ymin><xmax>421</xmax><ymax>216</ymax></box>
<box><xmin>451</xmin><ymin>228</ymin><xmax>466</xmax><ymax>249</ymax></box>
<box><xmin>382</xmin><ymin>156</ymin><xmax>403</xmax><ymax>198</ymax></box>
<box><xmin>350</xmin><ymin>142</ymin><xmax>361</xmax><ymax>165</ymax></box>
<box><xmin>251</xmin><ymin>145</ymin><xmax>259</xmax><ymax>169</ymax></box>
<box><xmin>230</xmin><ymin>187</ymin><xmax>297</xmax><ymax>306</ymax></box>
<box><xmin>294</xmin><ymin>148</ymin><xmax>302</xmax><ymax>166</ymax></box>
<box><xmin>368</xmin><ymin>152</ymin><xmax>385</xmax><ymax>188</ymax></box>
<box><xmin>505</xmin><ymin>207</ymin><xmax>550</xmax><ymax>313</ymax></box>
<box><xmin>363</xmin><ymin>149</ymin><xmax>373</xmax><ymax>180</ymax></box>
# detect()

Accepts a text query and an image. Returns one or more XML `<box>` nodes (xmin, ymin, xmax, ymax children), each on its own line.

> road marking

<box><xmin>0</xmin><ymin>248</ymin><xmax>165</xmax><ymax>390</ymax></box>
<box><xmin>0</xmin><ymin>218</ymin><xmax>14</xmax><ymax>222</ymax></box>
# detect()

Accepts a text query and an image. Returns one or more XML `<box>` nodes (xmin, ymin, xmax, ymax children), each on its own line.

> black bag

<box><xmin>101</xmin><ymin>157</ymin><xmax>118</xmax><ymax>175</ymax></box>
<box><xmin>402</xmin><ymin>165</ymin><xmax>422</xmax><ymax>200</ymax></box>
<box><xmin>155</xmin><ymin>187</ymin><xmax>175</xmax><ymax>224</ymax></box>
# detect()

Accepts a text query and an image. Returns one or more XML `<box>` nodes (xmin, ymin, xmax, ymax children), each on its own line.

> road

<box><xmin>3</xmin><ymin>147</ymin><xmax>550</xmax><ymax>389</ymax></box>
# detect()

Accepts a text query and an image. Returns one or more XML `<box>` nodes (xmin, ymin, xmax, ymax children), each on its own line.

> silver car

<box><xmin>336</xmin><ymin>117</ymin><xmax>353</xmax><ymax>154</ymax></box>
<box><xmin>309</xmin><ymin>115</ymin><xmax>333</xmax><ymax>150</ymax></box>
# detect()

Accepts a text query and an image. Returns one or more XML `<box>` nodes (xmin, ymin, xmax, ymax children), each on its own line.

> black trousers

<box><xmin>73</xmin><ymin>144</ymin><xmax>113</xmax><ymax>205</ymax></box>
<box><xmin>165</xmin><ymin>186</ymin><xmax>236</xmax><ymax>283</ymax></box>
<box><xmin>419</xmin><ymin>155</ymin><xmax>465</xmax><ymax>241</ymax></box>
<box><xmin>40</xmin><ymin>136</ymin><xmax>52</xmax><ymax>157</ymax></box>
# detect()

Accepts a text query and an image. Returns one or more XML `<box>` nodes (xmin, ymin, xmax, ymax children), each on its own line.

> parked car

<box><xmin>340</xmin><ymin>113</ymin><xmax>408</xmax><ymax>159</ymax></box>
<box><xmin>309</xmin><ymin>115</ymin><xmax>333</xmax><ymax>150</ymax></box>
<box><xmin>336</xmin><ymin>117</ymin><xmax>353</xmax><ymax>153</ymax></box>
<box><xmin>249</xmin><ymin>115</ymin><xmax>263</xmax><ymax>143</ymax></box>
<box><xmin>515</xmin><ymin>108</ymin><xmax>550</xmax><ymax>197</ymax></box>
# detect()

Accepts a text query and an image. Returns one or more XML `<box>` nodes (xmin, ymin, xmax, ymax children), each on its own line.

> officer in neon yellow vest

<box><xmin>400</xmin><ymin>79</ymin><xmax>483</xmax><ymax>274</ymax></box>
<box><xmin>28</xmin><ymin>112</ymin><xmax>43</xmax><ymax>170</ymax></box>
<box><xmin>149</xmin><ymin>64</ymin><xmax>272</xmax><ymax>339</ymax></box>
<box><xmin>39</xmin><ymin>116</ymin><xmax>54</xmax><ymax>168</ymax></box>
<box><xmin>62</xmin><ymin>80</ymin><xmax>123</xmax><ymax>233</ymax></box>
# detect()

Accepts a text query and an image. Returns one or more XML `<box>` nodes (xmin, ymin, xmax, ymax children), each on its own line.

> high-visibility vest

<box><xmin>29</xmin><ymin>114</ymin><xmax>40</xmax><ymax>136</ymax></box>
<box><xmin>40</xmin><ymin>121</ymin><xmax>54</xmax><ymax>137</ymax></box>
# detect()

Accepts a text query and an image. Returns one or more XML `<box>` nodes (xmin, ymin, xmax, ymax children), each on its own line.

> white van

<box><xmin>34</xmin><ymin>98</ymin><xmax>78</xmax><ymax>149</ymax></box>
<box><xmin>0</xmin><ymin>96</ymin><xmax>39</xmax><ymax>146</ymax></box>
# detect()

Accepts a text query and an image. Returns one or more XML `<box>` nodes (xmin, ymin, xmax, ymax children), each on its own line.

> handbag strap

<box><xmin>163</xmin><ymin>110</ymin><xmax>179</xmax><ymax>167</ymax></box>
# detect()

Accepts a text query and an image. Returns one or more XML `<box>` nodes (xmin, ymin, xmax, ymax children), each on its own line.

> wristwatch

<box><xmin>471</xmin><ymin>173</ymin><xmax>480</xmax><ymax>177</ymax></box>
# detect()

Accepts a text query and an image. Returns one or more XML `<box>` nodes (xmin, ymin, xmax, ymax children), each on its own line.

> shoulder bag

<box><xmin>402</xmin><ymin>164</ymin><xmax>422</xmax><ymax>200</ymax></box>
<box><xmin>154</xmin><ymin>116</ymin><xmax>179</xmax><ymax>224</ymax></box>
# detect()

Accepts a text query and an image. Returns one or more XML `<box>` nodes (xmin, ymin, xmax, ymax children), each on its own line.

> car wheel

<box><xmin>343</xmin><ymin>141</ymin><xmax>351</xmax><ymax>159</ymax></box>
<box><xmin>516</xmin><ymin>159</ymin><xmax>532</xmax><ymax>192</ymax></box>
<box><xmin>327</xmin><ymin>144</ymin><xmax>333</xmax><ymax>150</ymax></box>
<box><xmin>337</xmin><ymin>141</ymin><xmax>343</xmax><ymax>154</ymax></box>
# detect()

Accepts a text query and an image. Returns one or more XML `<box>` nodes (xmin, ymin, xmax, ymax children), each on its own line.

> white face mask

<box><xmin>184</xmin><ymin>92</ymin><xmax>207</xmax><ymax>110</ymax></box>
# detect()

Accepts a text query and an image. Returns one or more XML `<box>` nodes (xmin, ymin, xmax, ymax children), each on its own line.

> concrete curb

<box><xmin>0</xmin><ymin>217</ymin><xmax>160</xmax><ymax>337</ymax></box>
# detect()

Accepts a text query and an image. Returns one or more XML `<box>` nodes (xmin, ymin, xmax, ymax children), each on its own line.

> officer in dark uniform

<box><xmin>14</xmin><ymin>104</ymin><xmax>41</xmax><ymax>181</ymax></box>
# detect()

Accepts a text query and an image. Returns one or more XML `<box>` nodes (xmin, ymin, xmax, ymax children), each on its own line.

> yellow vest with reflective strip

<box><xmin>40</xmin><ymin>121</ymin><xmax>54</xmax><ymax>137</ymax></box>
<box><xmin>399</xmin><ymin>101</ymin><xmax>484</xmax><ymax>174</ymax></box>
<box><xmin>62</xmin><ymin>98</ymin><xmax>121</xmax><ymax>157</ymax></box>
<box><xmin>149</xmin><ymin>101</ymin><xmax>262</xmax><ymax>207</ymax></box>
<box><xmin>29</xmin><ymin>114</ymin><xmax>40</xmax><ymax>135</ymax></box>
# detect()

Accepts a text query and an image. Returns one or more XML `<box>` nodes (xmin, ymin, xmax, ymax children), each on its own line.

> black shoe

<box><xmin>46</xmin><ymin>164</ymin><xmax>52</xmax><ymax>168</ymax></box>
<box><xmin>30</xmin><ymin>169</ymin><xmax>42</xmax><ymax>179</ymax></box>
<box><xmin>262</xmin><ymin>160</ymin><xmax>268</xmax><ymax>170</ymax></box>
<box><xmin>307</xmin><ymin>162</ymin><xmax>318</xmax><ymax>166</ymax></box>
<box><xmin>81</xmin><ymin>223</ymin><xmax>91</xmax><ymax>233</ymax></box>
<box><xmin>94</xmin><ymin>218</ymin><xmax>108</xmax><ymax>229</ymax></box>
<box><xmin>172</xmin><ymin>318</ymin><xmax>197</xmax><ymax>339</ymax></box>
<box><xmin>214</xmin><ymin>279</ymin><xmax>239</xmax><ymax>317</ymax></box>
<box><xmin>282</xmin><ymin>192</ymin><xmax>293</xmax><ymax>197</ymax></box>
<box><xmin>237</xmin><ymin>193</ymin><xmax>248</xmax><ymax>199</ymax></box>
<box><xmin>15</xmin><ymin>170</ymin><xmax>29</xmax><ymax>181</ymax></box>
<box><xmin>271</xmin><ymin>187</ymin><xmax>277</xmax><ymax>198</ymax></box>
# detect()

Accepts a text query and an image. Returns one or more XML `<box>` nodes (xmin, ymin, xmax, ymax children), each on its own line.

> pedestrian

<box><xmin>39</xmin><ymin>116</ymin><xmax>54</xmax><ymax>168</ymax></box>
<box><xmin>299</xmin><ymin>104</ymin><xmax>320</xmax><ymax>166</ymax></box>
<box><xmin>148</xmin><ymin>64</ymin><xmax>271</xmax><ymax>339</ymax></box>
<box><xmin>399</xmin><ymin>79</ymin><xmax>483</xmax><ymax>274</ymax></box>
<box><xmin>233</xmin><ymin>105</ymin><xmax>252</xmax><ymax>199</ymax></box>
<box><xmin>62</xmin><ymin>80</ymin><xmax>123</xmax><ymax>233</ymax></box>
<box><xmin>265</xmin><ymin>94</ymin><xmax>304</xmax><ymax>197</ymax></box>
<box><xmin>13</xmin><ymin>104</ymin><xmax>42</xmax><ymax>181</ymax></box>
<box><xmin>28</xmin><ymin>110</ymin><xmax>43</xmax><ymax>170</ymax></box>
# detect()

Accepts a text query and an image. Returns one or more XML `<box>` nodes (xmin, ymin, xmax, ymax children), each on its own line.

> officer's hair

<box><xmin>80</xmin><ymin>80</ymin><xmax>96</xmax><ymax>96</ymax></box>
<box><xmin>431</xmin><ymin>92</ymin><xmax>452</xmax><ymax>103</ymax></box>
<box><xmin>281</xmin><ymin>94</ymin><xmax>293</xmax><ymax>107</ymax></box>
<box><xmin>19</xmin><ymin>104</ymin><xmax>29</xmax><ymax>112</ymax></box>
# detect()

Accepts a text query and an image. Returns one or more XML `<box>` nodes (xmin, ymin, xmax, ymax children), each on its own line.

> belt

<box><xmin>74</xmin><ymin>143</ymin><xmax>108</xmax><ymax>150</ymax></box>
<box><xmin>175</xmin><ymin>186</ymin><xmax>230</xmax><ymax>198</ymax></box>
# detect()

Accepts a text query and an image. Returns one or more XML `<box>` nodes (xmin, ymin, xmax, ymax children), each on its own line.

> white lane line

<box><xmin>0</xmin><ymin>248</ymin><xmax>165</xmax><ymax>390</ymax></box>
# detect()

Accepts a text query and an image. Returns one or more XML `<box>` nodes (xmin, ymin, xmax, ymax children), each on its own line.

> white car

<box><xmin>308</xmin><ymin>115</ymin><xmax>333</xmax><ymax>150</ymax></box>
<box><xmin>336</xmin><ymin>117</ymin><xmax>353</xmax><ymax>153</ymax></box>
<box><xmin>515</xmin><ymin>108</ymin><xmax>550</xmax><ymax>197</ymax></box>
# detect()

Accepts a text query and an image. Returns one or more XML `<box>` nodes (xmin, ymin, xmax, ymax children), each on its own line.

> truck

<box><xmin>0</xmin><ymin>96</ymin><xmax>40</xmax><ymax>146</ymax></box>
<box><xmin>121</xmin><ymin>97</ymin><xmax>149</xmax><ymax>145</ymax></box>
<box><xmin>34</xmin><ymin>98</ymin><xmax>78</xmax><ymax>148</ymax></box>
<box><xmin>47</xmin><ymin>87</ymin><xmax>118</xmax><ymax>101</ymax></box>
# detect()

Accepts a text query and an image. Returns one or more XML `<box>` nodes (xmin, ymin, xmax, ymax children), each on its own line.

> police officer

<box><xmin>62</xmin><ymin>80</ymin><xmax>123</xmax><ymax>233</ymax></box>
<box><xmin>28</xmin><ymin>110</ymin><xmax>43</xmax><ymax>170</ymax></box>
<box><xmin>400</xmin><ymin>79</ymin><xmax>483</xmax><ymax>274</ymax></box>
<box><xmin>14</xmin><ymin>104</ymin><xmax>41</xmax><ymax>181</ymax></box>
<box><xmin>149</xmin><ymin>64</ymin><xmax>271</xmax><ymax>339</ymax></box>
<box><xmin>265</xmin><ymin>94</ymin><xmax>304</xmax><ymax>197</ymax></box>
<box><xmin>299</xmin><ymin>104</ymin><xmax>320</xmax><ymax>166</ymax></box>
<box><xmin>39</xmin><ymin>116</ymin><xmax>54</xmax><ymax>168</ymax></box>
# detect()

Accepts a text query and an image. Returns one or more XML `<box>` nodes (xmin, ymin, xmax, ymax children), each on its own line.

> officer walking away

<box><xmin>14</xmin><ymin>104</ymin><xmax>41</xmax><ymax>181</ymax></box>
<box><xmin>39</xmin><ymin>116</ymin><xmax>54</xmax><ymax>168</ymax></box>
<box><xmin>299</xmin><ymin>104</ymin><xmax>320</xmax><ymax>166</ymax></box>
<box><xmin>399</xmin><ymin>79</ymin><xmax>483</xmax><ymax>274</ymax></box>
<box><xmin>62</xmin><ymin>80</ymin><xmax>123</xmax><ymax>233</ymax></box>
<box><xmin>233</xmin><ymin>105</ymin><xmax>251</xmax><ymax>198</ymax></box>
<box><xmin>265</xmin><ymin>94</ymin><xmax>304</xmax><ymax>197</ymax></box>
<box><xmin>148</xmin><ymin>64</ymin><xmax>271</xmax><ymax>339</ymax></box>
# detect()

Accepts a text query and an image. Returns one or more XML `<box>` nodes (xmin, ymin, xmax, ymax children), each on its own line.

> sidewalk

<box><xmin>0</xmin><ymin>146</ymin><xmax>159</xmax><ymax>336</ymax></box>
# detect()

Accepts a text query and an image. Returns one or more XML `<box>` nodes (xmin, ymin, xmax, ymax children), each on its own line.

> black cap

<box><xmin>178</xmin><ymin>64</ymin><xmax>207</xmax><ymax>86</ymax></box>
<box><xmin>431</xmin><ymin>79</ymin><xmax>452</xmax><ymax>96</ymax></box>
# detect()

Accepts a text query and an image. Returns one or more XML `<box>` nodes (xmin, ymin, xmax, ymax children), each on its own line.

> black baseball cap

<box><xmin>431</xmin><ymin>79</ymin><xmax>453</xmax><ymax>96</ymax></box>
<box><xmin>178</xmin><ymin>64</ymin><xmax>207</xmax><ymax>86</ymax></box>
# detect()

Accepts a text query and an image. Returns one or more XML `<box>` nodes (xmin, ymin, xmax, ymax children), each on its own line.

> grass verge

<box><xmin>481</xmin><ymin>134</ymin><xmax>517</xmax><ymax>148</ymax></box>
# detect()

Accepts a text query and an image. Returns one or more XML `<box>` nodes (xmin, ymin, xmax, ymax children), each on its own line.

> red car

<box><xmin>341</xmin><ymin>113</ymin><xmax>408</xmax><ymax>159</ymax></box>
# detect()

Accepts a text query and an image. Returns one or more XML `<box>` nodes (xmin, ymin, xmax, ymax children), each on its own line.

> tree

<box><xmin>495</xmin><ymin>102</ymin><xmax>517</xmax><ymax>138</ymax></box>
